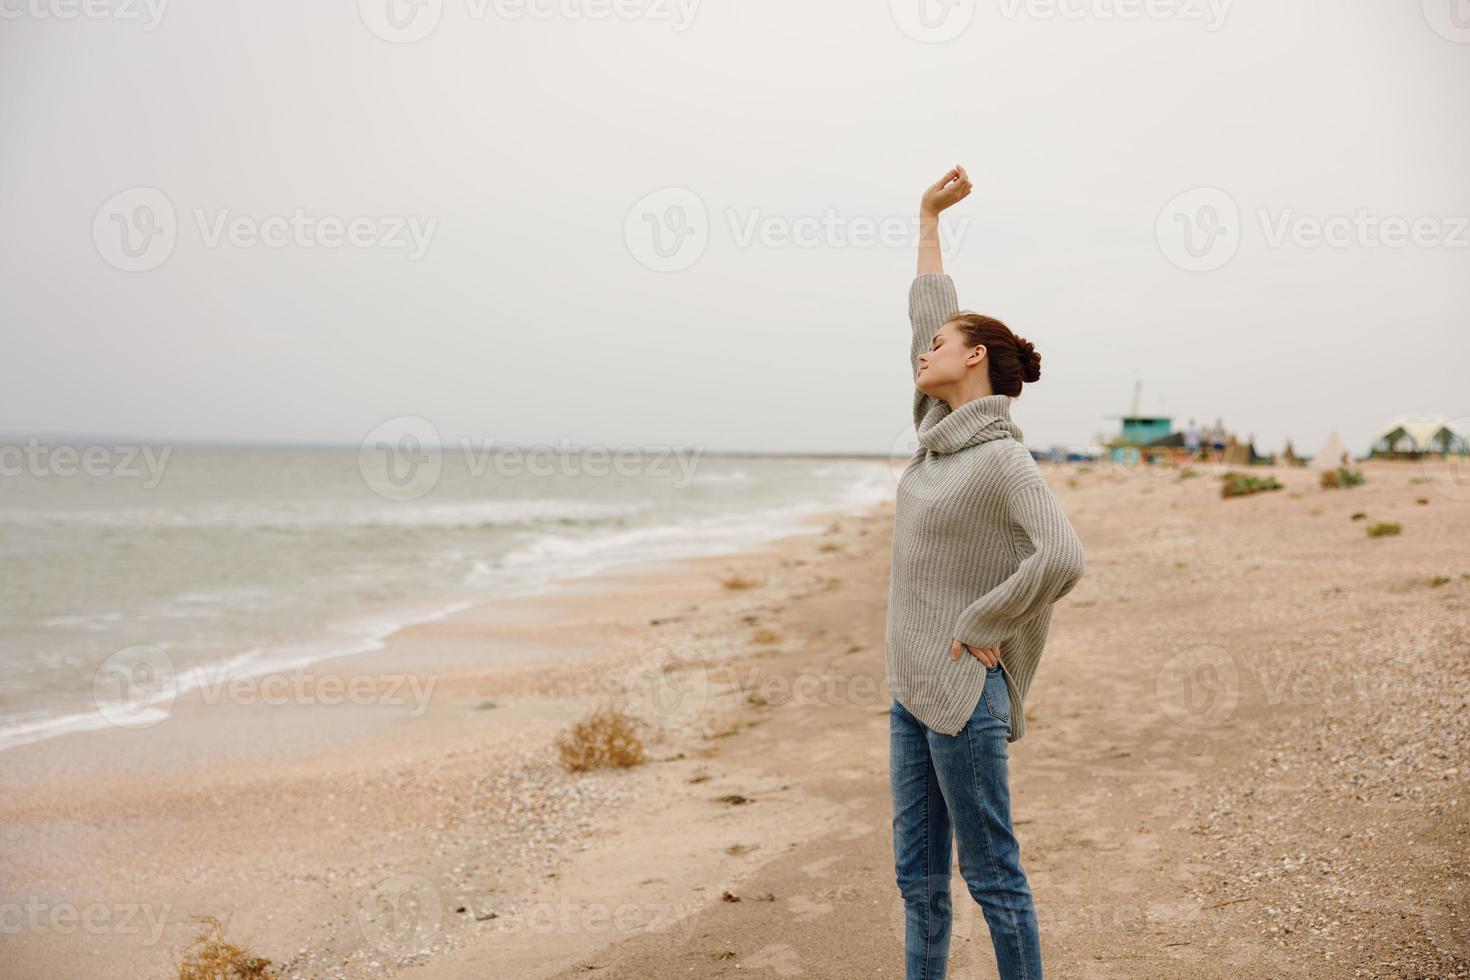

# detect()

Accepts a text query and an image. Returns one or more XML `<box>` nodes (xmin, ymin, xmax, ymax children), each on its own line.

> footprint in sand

<box><xmin>785</xmin><ymin>893</ymin><xmax>835</xmax><ymax>922</ymax></box>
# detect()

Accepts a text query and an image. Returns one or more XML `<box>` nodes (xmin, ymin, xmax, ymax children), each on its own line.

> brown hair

<box><xmin>946</xmin><ymin>312</ymin><xmax>1040</xmax><ymax>397</ymax></box>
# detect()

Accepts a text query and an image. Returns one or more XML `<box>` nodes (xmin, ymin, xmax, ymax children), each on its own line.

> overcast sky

<box><xmin>3</xmin><ymin>0</ymin><xmax>1467</xmax><ymax>457</ymax></box>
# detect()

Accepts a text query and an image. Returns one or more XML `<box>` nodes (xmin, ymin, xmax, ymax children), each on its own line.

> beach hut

<box><xmin>1367</xmin><ymin>414</ymin><xmax>1470</xmax><ymax>460</ymax></box>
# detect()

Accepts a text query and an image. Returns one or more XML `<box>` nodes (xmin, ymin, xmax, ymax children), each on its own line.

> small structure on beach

<box><xmin>1311</xmin><ymin>431</ymin><xmax>1350</xmax><ymax>469</ymax></box>
<box><xmin>1367</xmin><ymin>414</ymin><xmax>1470</xmax><ymax>460</ymax></box>
<box><xmin>1103</xmin><ymin>381</ymin><xmax>1177</xmax><ymax>463</ymax></box>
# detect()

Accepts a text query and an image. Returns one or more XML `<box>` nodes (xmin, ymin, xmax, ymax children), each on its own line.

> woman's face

<box><xmin>917</xmin><ymin>321</ymin><xmax>985</xmax><ymax>394</ymax></box>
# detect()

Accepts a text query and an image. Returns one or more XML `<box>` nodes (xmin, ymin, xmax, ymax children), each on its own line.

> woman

<box><xmin>887</xmin><ymin>165</ymin><xmax>1087</xmax><ymax>980</ymax></box>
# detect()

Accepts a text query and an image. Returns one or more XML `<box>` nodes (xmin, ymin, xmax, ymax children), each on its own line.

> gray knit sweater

<box><xmin>884</xmin><ymin>272</ymin><xmax>1087</xmax><ymax>741</ymax></box>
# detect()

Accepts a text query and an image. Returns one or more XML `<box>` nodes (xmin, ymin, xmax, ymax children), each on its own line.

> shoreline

<box><xmin>0</xmin><ymin>465</ymin><xmax>894</xmax><ymax>757</ymax></box>
<box><xmin>0</xmin><ymin>485</ymin><xmax>901</xmax><ymax>978</ymax></box>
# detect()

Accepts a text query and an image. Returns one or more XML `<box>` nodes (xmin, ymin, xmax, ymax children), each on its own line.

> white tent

<box><xmin>1311</xmin><ymin>431</ymin><xmax>1348</xmax><ymax>469</ymax></box>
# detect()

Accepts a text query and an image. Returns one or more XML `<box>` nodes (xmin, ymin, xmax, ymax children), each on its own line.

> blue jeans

<box><xmin>890</xmin><ymin>665</ymin><xmax>1043</xmax><ymax>979</ymax></box>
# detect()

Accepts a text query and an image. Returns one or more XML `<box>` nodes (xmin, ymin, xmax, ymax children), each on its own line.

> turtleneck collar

<box><xmin>917</xmin><ymin>392</ymin><xmax>1024</xmax><ymax>454</ymax></box>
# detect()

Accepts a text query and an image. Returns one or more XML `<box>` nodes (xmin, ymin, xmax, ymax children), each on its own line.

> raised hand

<box><xmin>921</xmin><ymin>165</ymin><xmax>972</xmax><ymax>216</ymax></box>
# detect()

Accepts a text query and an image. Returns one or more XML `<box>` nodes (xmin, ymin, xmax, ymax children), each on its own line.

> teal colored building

<box><xmin>1118</xmin><ymin>416</ymin><xmax>1173</xmax><ymax>445</ymax></box>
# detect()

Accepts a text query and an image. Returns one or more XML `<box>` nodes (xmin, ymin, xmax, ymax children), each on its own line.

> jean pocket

<box><xmin>981</xmin><ymin>666</ymin><xmax>1010</xmax><ymax>724</ymax></box>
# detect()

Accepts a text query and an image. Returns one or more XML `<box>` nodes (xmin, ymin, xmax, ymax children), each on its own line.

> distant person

<box><xmin>1184</xmin><ymin>419</ymin><xmax>1201</xmax><ymax>459</ymax></box>
<box><xmin>1210</xmin><ymin>417</ymin><xmax>1227</xmax><ymax>459</ymax></box>
<box><xmin>886</xmin><ymin>165</ymin><xmax>1087</xmax><ymax>980</ymax></box>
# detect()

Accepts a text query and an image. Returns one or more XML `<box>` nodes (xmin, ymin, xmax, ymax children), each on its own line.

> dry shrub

<box><xmin>556</xmin><ymin>703</ymin><xmax>646</xmax><ymax>772</ymax></box>
<box><xmin>1320</xmin><ymin>467</ymin><xmax>1365</xmax><ymax>489</ymax></box>
<box><xmin>1367</xmin><ymin>522</ymin><xmax>1402</xmax><ymax>538</ymax></box>
<box><xmin>1220</xmin><ymin>471</ymin><xmax>1282</xmax><ymax>498</ymax></box>
<box><xmin>175</xmin><ymin>915</ymin><xmax>276</xmax><ymax>980</ymax></box>
<box><xmin>720</xmin><ymin>574</ymin><xmax>760</xmax><ymax>590</ymax></box>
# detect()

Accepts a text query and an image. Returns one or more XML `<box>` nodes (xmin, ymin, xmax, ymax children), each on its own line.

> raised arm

<box><xmin>909</xmin><ymin>166</ymin><xmax>972</xmax><ymax>431</ymax></box>
<box><xmin>917</xmin><ymin>165</ymin><xmax>971</xmax><ymax>276</ymax></box>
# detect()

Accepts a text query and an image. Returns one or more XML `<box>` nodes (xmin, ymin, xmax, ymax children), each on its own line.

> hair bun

<box><xmin>1015</xmin><ymin>337</ymin><xmax>1041</xmax><ymax>384</ymax></box>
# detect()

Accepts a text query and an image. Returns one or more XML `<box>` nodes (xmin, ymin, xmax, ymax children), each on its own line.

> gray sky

<box><xmin>3</xmin><ymin>0</ymin><xmax>1467</xmax><ymax>457</ymax></box>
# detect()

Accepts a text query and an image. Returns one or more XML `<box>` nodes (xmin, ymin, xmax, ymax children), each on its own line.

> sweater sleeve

<box><xmin>952</xmin><ymin>479</ymin><xmax>1087</xmax><ymax>649</ymax></box>
<box><xmin>909</xmin><ymin>273</ymin><xmax>959</xmax><ymax>433</ymax></box>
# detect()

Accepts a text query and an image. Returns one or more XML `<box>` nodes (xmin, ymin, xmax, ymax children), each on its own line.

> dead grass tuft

<box><xmin>555</xmin><ymin>703</ymin><xmax>647</xmax><ymax>772</ymax></box>
<box><xmin>175</xmin><ymin>915</ymin><xmax>276</xmax><ymax>980</ymax></box>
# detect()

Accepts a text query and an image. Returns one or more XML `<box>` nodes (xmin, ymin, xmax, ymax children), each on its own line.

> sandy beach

<box><xmin>2</xmin><ymin>457</ymin><xmax>1467</xmax><ymax>979</ymax></box>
